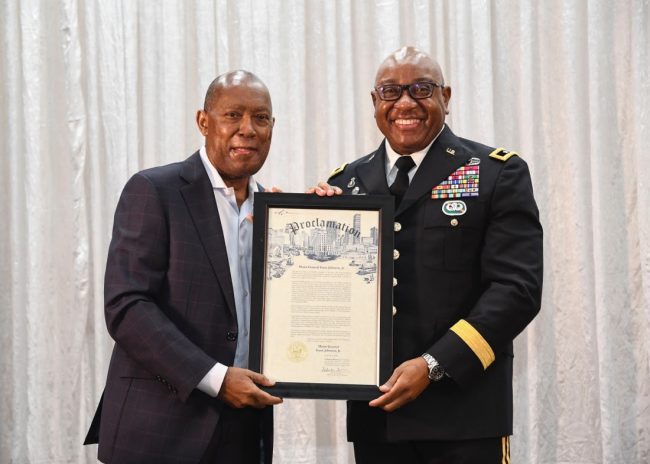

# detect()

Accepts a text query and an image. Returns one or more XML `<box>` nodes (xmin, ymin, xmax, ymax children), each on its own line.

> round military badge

<box><xmin>442</xmin><ymin>200</ymin><xmax>467</xmax><ymax>216</ymax></box>
<box><xmin>287</xmin><ymin>341</ymin><xmax>308</xmax><ymax>362</ymax></box>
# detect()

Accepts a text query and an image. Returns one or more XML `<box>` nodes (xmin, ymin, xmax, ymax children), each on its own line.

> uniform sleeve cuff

<box><xmin>449</xmin><ymin>319</ymin><xmax>495</xmax><ymax>369</ymax></box>
<box><xmin>429</xmin><ymin>320</ymin><xmax>493</xmax><ymax>389</ymax></box>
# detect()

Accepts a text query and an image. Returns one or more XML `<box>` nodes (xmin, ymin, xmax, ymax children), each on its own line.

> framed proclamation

<box><xmin>249</xmin><ymin>193</ymin><xmax>394</xmax><ymax>400</ymax></box>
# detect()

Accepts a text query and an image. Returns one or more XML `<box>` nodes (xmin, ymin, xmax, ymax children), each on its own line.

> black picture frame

<box><xmin>249</xmin><ymin>192</ymin><xmax>394</xmax><ymax>400</ymax></box>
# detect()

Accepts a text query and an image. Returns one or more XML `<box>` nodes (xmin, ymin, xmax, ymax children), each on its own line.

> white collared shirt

<box><xmin>384</xmin><ymin>124</ymin><xmax>446</xmax><ymax>186</ymax></box>
<box><xmin>197</xmin><ymin>146</ymin><xmax>258</xmax><ymax>397</ymax></box>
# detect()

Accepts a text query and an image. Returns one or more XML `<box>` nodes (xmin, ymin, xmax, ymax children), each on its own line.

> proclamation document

<box><xmin>261</xmin><ymin>207</ymin><xmax>381</xmax><ymax>385</ymax></box>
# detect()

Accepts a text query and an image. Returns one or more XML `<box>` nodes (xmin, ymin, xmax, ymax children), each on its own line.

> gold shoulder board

<box><xmin>488</xmin><ymin>147</ymin><xmax>519</xmax><ymax>162</ymax></box>
<box><xmin>328</xmin><ymin>163</ymin><xmax>348</xmax><ymax>180</ymax></box>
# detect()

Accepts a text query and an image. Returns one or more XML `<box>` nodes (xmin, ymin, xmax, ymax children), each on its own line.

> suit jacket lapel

<box><xmin>179</xmin><ymin>152</ymin><xmax>237</xmax><ymax>319</ymax></box>
<box><xmin>356</xmin><ymin>142</ymin><xmax>391</xmax><ymax>195</ymax></box>
<box><xmin>396</xmin><ymin>126</ymin><xmax>471</xmax><ymax>216</ymax></box>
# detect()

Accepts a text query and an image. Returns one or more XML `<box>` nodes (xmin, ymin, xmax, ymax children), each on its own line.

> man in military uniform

<box><xmin>309</xmin><ymin>47</ymin><xmax>543</xmax><ymax>463</ymax></box>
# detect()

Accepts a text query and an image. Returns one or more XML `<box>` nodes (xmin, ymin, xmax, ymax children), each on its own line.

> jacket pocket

<box><xmin>422</xmin><ymin>201</ymin><xmax>485</xmax><ymax>270</ymax></box>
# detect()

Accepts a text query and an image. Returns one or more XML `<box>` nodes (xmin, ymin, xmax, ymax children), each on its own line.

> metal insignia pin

<box><xmin>446</xmin><ymin>147</ymin><xmax>456</xmax><ymax>156</ymax></box>
<box><xmin>352</xmin><ymin>186</ymin><xmax>360</xmax><ymax>194</ymax></box>
<box><xmin>467</xmin><ymin>157</ymin><xmax>481</xmax><ymax>166</ymax></box>
<box><xmin>348</xmin><ymin>177</ymin><xmax>356</xmax><ymax>188</ymax></box>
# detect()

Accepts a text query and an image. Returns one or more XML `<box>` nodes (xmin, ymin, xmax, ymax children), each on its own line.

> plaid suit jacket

<box><xmin>85</xmin><ymin>152</ymin><xmax>272</xmax><ymax>463</ymax></box>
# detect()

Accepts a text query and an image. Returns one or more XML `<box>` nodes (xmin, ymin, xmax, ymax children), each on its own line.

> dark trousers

<box><xmin>353</xmin><ymin>436</ymin><xmax>510</xmax><ymax>464</ymax></box>
<box><xmin>200</xmin><ymin>406</ymin><xmax>263</xmax><ymax>464</ymax></box>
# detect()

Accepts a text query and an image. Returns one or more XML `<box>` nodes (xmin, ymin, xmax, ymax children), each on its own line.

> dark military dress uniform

<box><xmin>327</xmin><ymin>125</ymin><xmax>543</xmax><ymax>460</ymax></box>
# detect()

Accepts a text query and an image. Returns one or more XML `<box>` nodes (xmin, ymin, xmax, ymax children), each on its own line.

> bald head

<box><xmin>375</xmin><ymin>46</ymin><xmax>445</xmax><ymax>86</ymax></box>
<box><xmin>203</xmin><ymin>70</ymin><xmax>271</xmax><ymax>112</ymax></box>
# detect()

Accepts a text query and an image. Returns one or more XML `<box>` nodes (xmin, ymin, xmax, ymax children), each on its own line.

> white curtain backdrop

<box><xmin>1</xmin><ymin>0</ymin><xmax>649</xmax><ymax>462</ymax></box>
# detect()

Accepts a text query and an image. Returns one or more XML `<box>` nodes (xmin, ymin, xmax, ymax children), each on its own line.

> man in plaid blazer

<box><xmin>85</xmin><ymin>70</ymin><xmax>282</xmax><ymax>463</ymax></box>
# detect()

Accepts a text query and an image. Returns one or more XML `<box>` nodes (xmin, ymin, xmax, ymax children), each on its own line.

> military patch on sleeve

<box><xmin>328</xmin><ymin>163</ymin><xmax>348</xmax><ymax>180</ymax></box>
<box><xmin>488</xmin><ymin>147</ymin><xmax>519</xmax><ymax>162</ymax></box>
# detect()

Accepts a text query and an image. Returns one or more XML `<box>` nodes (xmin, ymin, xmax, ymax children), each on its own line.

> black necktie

<box><xmin>389</xmin><ymin>156</ymin><xmax>415</xmax><ymax>207</ymax></box>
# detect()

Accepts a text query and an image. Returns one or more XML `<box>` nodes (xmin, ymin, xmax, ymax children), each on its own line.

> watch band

<box><xmin>421</xmin><ymin>353</ymin><xmax>445</xmax><ymax>381</ymax></box>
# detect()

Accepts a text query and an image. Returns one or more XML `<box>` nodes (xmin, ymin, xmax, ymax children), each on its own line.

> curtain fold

<box><xmin>1</xmin><ymin>1</ymin><xmax>648</xmax><ymax>462</ymax></box>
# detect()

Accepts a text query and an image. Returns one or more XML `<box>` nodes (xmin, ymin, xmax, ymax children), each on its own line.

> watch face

<box><xmin>430</xmin><ymin>365</ymin><xmax>444</xmax><ymax>381</ymax></box>
<box><xmin>422</xmin><ymin>353</ymin><xmax>444</xmax><ymax>381</ymax></box>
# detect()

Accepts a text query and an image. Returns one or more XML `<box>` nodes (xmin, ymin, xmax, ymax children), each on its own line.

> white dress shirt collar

<box><xmin>199</xmin><ymin>146</ymin><xmax>259</xmax><ymax>197</ymax></box>
<box><xmin>384</xmin><ymin>124</ymin><xmax>446</xmax><ymax>184</ymax></box>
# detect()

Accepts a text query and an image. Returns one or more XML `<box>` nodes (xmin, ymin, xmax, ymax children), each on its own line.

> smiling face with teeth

<box><xmin>372</xmin><ymin>47</ymin><xmax>451</xmax><ymax>155</ymax></box>
<box><xmin>196</xmin><ymin>71</ymin><xmax>274</xmax><ymax>188</ymax></box>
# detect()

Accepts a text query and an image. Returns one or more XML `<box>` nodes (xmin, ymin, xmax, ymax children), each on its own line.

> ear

<box><xmin>196</xmin><ymin>110</ymin><xmax>208</xmax><ymax>136</ymax></box>
<box><xmin>442</xmin><ymin>86</ymin><xmax>452</xmax><ymax>114</ymax></box>
<box><xmin>371</xmin><ymin>91</ymin><xmax>379</xmax><ymax>119</ymax></box>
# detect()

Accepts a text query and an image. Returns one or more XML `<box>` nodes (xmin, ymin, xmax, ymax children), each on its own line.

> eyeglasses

<box><xmin>374</xmin><ymin>81</ymin><xmax>445</xmax><ymax>101</ymax></box>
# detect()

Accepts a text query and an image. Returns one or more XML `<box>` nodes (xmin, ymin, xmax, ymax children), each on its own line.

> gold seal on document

<box><xmin>287</xmin><ymin>341</ymin><xmax>308</xmax><ymax>362</ymax></box>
